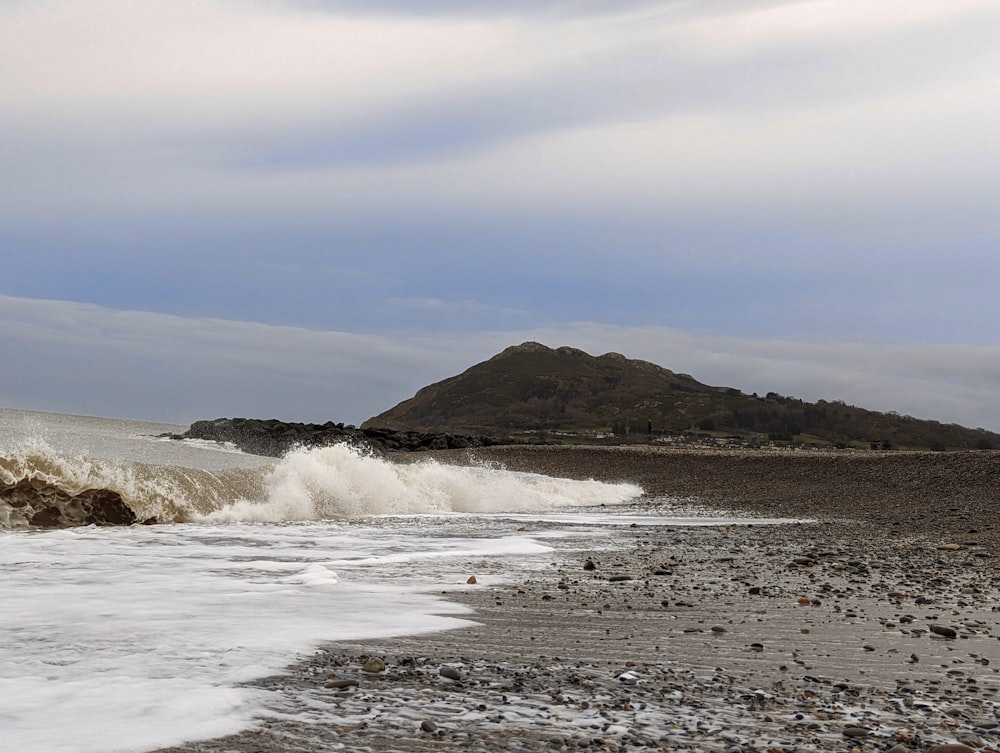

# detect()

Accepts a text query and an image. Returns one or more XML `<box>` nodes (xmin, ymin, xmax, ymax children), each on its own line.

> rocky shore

<box><xmin>425</xmin><ymin>445</ymin><xmax>1000</xmax><ymax>546</ymax></box>
<box><xmin>167</xmin><ymin>417</ymin><xmax>499</xmax><ymax>456</ymax></box>
<box><xmin>154</xmin><ymin>446</ymin><xmax>1000</xmax><ymax>753</ymax></box>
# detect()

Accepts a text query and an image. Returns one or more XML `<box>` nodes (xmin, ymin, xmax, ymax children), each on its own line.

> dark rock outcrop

<box><xmin>2</xmin><ymin>479</ymin><xmax>137</xmax><ymax>528</ymax></box>
<box><xmin>167</xmin><ymin>418</ymin><xmax>501</xmax><ymax>458</ymax></box>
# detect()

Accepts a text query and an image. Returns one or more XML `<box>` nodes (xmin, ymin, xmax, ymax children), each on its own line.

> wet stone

<box><xmin>931</xmin><ymin>625</ymin><xmax>958</xmax><ymax>638</ymax></box>
<box><xmin>325</xmin><ymin>678</ymin><xmax>359</xmax><ymax>689</ymax></box>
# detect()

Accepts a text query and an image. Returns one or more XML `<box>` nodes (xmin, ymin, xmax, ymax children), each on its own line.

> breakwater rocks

<box><xmin>169</xmin><ymin>417</ymin><xmax>500</xmax><ymax>457</ymax></box>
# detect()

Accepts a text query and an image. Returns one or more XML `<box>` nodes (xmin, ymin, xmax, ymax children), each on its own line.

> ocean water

<box><xmin>0</xmin><ymin>408</ymin><xmax>763</xmax><ymax>753</ymax></box>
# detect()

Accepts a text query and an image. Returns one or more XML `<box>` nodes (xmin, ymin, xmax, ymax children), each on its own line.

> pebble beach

<box><xmin>156</xmin><ymin>446</ymin><xmax>1000</xmax><ymax>753</ymax></box>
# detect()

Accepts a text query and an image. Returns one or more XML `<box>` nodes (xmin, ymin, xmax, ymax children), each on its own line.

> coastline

<box><xmin>155</xmin><ymin>446</ymin><xmax>1000</xmax><ymax>753</ymax></box>
<box><xmin>424</xmin><ymin>445</ymin><xmax>1000</xmax><ymax>544</ymax></box>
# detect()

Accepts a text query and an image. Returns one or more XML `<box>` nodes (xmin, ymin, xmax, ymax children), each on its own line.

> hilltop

<box><xmin>363</xmin><ymin>342</ymin><xmax>1000</xmax><ymax>451</ymax></box>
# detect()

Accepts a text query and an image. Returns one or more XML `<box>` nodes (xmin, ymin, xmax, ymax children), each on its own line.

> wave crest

<box><xmin>2</xmin><ymin>442</ymin><xmax>643</xmax><ymax>529</ymax></box>
<box><xmin>0</xmin><ymin>441</ymin><xmax>265</xmax><ymax>530</ymax></box>
<box><xmin>199</xmin><ymin>444</ymin><xmax>643</xmax><ymax>523</ymax></box>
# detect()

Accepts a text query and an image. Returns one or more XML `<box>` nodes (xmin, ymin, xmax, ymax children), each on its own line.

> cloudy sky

<box><xmin>2</xmin><ymin>0</ymin><xmax>999</xmax><ymax>430</ymax></box>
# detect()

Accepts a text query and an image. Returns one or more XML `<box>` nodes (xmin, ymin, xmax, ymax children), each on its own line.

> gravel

<box><xmin>154</xmin><ymin>446</ymin><xmax>1000</xmax><ymax>753</ymax></box>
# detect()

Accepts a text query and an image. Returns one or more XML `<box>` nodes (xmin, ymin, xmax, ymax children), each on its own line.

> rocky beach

<box><xmin>156</xmin><ymin>446</ymin><xmax>1000</xmax><ymax>753</ymax></box>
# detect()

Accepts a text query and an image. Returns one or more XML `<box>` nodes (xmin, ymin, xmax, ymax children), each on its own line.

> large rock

<box><xmin>2</xmin><ymin>479</ymin><xmax>137</xmax><ymax>528</ymax></box>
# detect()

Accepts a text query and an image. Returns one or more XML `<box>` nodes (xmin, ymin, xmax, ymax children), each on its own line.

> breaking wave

<box><xmin>1</xmin><ymin>442</ymin><xmax>643</xmax><ymax>530</ymax></box>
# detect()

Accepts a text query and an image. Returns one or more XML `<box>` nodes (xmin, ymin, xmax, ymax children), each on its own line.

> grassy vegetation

<box><xmin>364</xmin><ymin>342</ymin><xmax>1000</xmax><ymax>451</ymax></box>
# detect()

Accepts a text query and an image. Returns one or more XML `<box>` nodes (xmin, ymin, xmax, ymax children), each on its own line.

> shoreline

<box><xmin>421</xmin><ymin>445</ymin><xmax>1000</xmax><ymax>544</ymax></box>
<box><xmin>155</xmin><ymin>446</ymin><xmax>1000</xmax><ymax>753</ymax></box>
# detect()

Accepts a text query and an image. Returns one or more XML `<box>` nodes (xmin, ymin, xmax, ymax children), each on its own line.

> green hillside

<box><xmin>363</xmin><ymin>342</ymin><xmax>1000</xmax><ymax>450</ymax></box>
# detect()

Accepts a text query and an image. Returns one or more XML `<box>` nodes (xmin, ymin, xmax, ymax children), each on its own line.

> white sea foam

<box><xmin>198</xmin><ymin>444</ymin><xmax>644</xmax><ymax>523</ymax></box>
<box><xmin>0</xmin><ymin>518</ymin><xmax>555</xmax><ymax>753</ymax></box>
<box><xmin>0</xmin><ymin>441</ymin><xmax>268</xmax><ymax>526</ymax></box>
<box><xmin>0</xmin><ymin>409</ymin><xmax>764</xmax><ymax>753</ymax></box>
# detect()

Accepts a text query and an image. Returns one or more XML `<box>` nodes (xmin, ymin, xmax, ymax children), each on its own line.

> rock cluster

<box><xmin>166</xmin><ymin>417</ymin><xmax>501</xmax><ymax>457</ymax></box>
<box><xmin>1</xmin><ymin>478</ymin><xmax>137</xmax><ymax>528</ymax></box>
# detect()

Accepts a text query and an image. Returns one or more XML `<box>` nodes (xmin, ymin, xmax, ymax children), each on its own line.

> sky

<box><xmin>2</xmin><ymin>0</ymin><xmax>1000</xmax><ymax>430</ymax></box>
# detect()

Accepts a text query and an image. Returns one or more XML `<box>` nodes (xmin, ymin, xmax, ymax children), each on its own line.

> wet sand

<box><xmin>156</xmin><ymin>447</ymin><xmax>1000</xmax><ymax>753</ymax></box>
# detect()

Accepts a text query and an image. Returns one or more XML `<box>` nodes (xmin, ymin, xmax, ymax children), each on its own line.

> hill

<box><xmin>363</xmin><ymin>342</ymin><xmax>1000</xmax><ymax>451</ymax></box>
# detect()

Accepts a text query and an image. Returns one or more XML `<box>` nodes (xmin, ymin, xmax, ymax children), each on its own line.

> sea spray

<box><xmin>199</xmin><ymin>443</ymin><xmax>644</xmax><ymax>522</ymax></box>
<box><xmin>3</xmin><ymin>438</ymin><xmax>642</xmax><ymax>529</ymax></box>
<box><xmin>0</xmin><ymin>440</ymin><xmax>266</xmax><ymax>528</ymax></box>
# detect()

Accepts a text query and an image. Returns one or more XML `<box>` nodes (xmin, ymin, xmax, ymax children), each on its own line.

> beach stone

<box><xmin>583</xmin><ymin>559</ymin><xmax>596</xmax><ymax>571</ymax></box>
<box><xmin>926</xmin><ymin>745</ymin><xmax>975</xmax><ymax>753</ymax></box>
<box><xmin>466</xmin><ymin>575</ymin><xmax>478</xmax><ymax>584</ymax></box>
<box><xmin>957</xmin><ymin>732</ymin><xmax>983</xmax><ymax>747</ymax></box>
<box><xmin>362</xmin><ymin>657</ymin><xmax>386</xmax><ymax>673</ymax></box>
<box><xmin>420</xmin><ymin>720</ymin><xmax>438</xmax><ymax>733</ymax></box>
<box><xmin>440</xmin><ymin>665</ymin><xmax>461</xmax><ymax>681</ymax></box>
<box><xmin>843</xmin><ymin>725</ymin><xmax>869</xmax><ymax>738</ymax></box>
<box><xmin>608</xmin><ymin>574</ymin><xmax>632</xmax><ymax>582</ymax></box>
<box><xmin>931</xmin><ymin>625</ymin><xmax>957</xmax><ymax>638</ymax></box>
<box><xmin>325</xmin><ymin>678</ymin><xmax>359</xmax><ymax>689</ymax></box>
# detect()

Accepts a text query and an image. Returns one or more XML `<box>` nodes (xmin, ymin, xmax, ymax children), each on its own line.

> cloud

<box><xmin>3</xmin><ymin>295</ymin><xmax>999</xmax><ymax>432</ymax></box>
<box><xmin>0</xmin><ymin>295</ymin><xmax>425</xmax><ymax>423</ymax></box>
<box><xmin>388</xmin><ymin>297</ymin><xmax>532</xmax><ymax>321</ymax></box>
<box><xmin>2</xmin><ymin>0</ymin><xmax>998</xmax><ymax>434</ymax></box>
<box><xmin>5</xmin><ymin>209</ymin><xmax>997</xmax><ymax>348</ymax></box>
<box><xmin>254</xmin><ymin>0</ymin><xmax>754</xmax><ymax>21</ymax></box>
<box><xmin>4</xmin><ymin>0</ymin><xmax>998</xmax><ymax>236</ymax></box>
